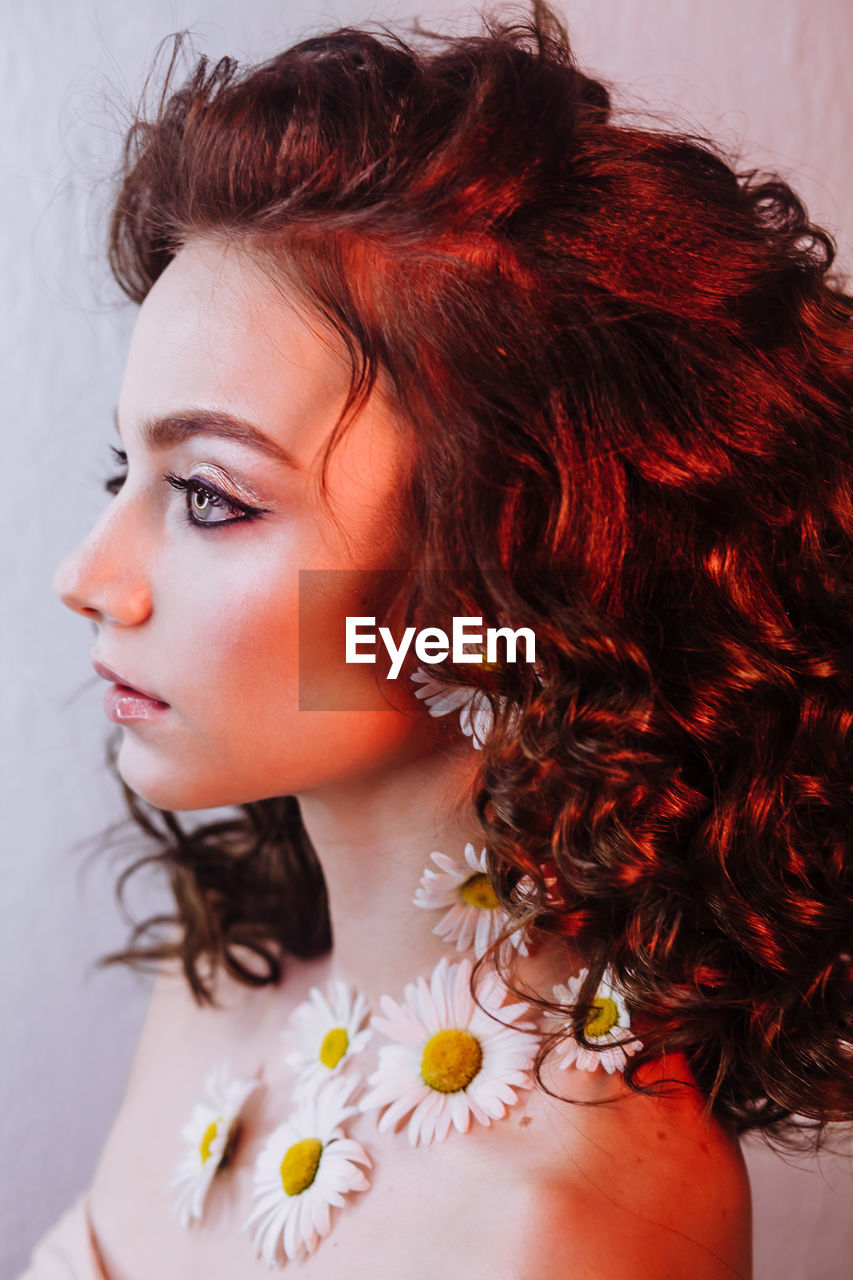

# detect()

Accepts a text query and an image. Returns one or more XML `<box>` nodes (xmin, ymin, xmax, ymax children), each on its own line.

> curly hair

<box><xmin>100</xmin><ymin>0</ymin><xmax>853</xmax><ymax>1150</ymax></box>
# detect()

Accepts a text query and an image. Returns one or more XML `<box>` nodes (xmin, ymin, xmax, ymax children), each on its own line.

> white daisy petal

<box><xmin>545</xmin><ymin>967</ymin><xmax>643</xmax><ymax>1075</ymax></box>
<box><xmin>461</xmin><ymin>691</ymin><xmax>497</xmax><ymax>749</ymax></box>
<box><xmin>360</xmin><ymin>956</ymin><xmax>537</xmax><ymax>1147</ymax></box>
<box><xmin>450</xmin><ymin>1090</ymin><xmax>472</xmax><ymax>1133</ymax></box>
<box><xmin>463</xmin><ymin>842</ymin><xmax>482</xmax><ymax>873</ymax></box>
<box><xmin>473</xmin><ymin>910</ymin><xmax>493</xmax><ymax>957</ymax></box>
<box><xmin>434</xmin><ymin>850</ymin><xmax>464</xmax><ymax>876</ymax></box>
<box><xmin>244</xmin><ymin>1076</ymin><xmax>371</xmax><ymax>1268</ymax></box>
<box><xmin>411</xmin><ymin>666</ymin><xmax>509</xmax><ymax>750</ymax></box>
<box><xmin>415</xmin><ymin>977</ymin><xmax>442</xmax><ymax>1034</ymax></box>
<box><xmin>312</xmin><ymin>1194</ymin><xmax>331</xmax><ymax>1240</ymax></box>
<box><xmin>372</xmin><ymin>1084</ymin><xmax>431</xmax><ymax>1133</ymax></box>
<box><xmin>451</xmin><ymin>957</ymin><xmax>475</xmax><ymax>1021</ymax></box>
<box><xmin>168</xmin><ymin>1062</ymin><xmax>260</xmax><ymax>1229</ymax></box>
<box><xmin>413</xmin><ymin>845</ymin><xmax>531</xmax><ymax>961</ymax></box>
<box><xmin>282</xmin><ymin>980</ymin><xmax>372</xmax><ymax>1102</ymax></box>
<box><xmin>282</xmin><ymin>1205</ymin><xmax>301</xmax><ymax>1261</ymax></box>
<box><xmin>427</xmin><ymin>688</ymin><xmax>475</xmax><ymax>715</ymax></box>
<box><xmin>430</xmin><ymin>964</ymin><xmax>451</xmax><ymax>1027</ymax></box>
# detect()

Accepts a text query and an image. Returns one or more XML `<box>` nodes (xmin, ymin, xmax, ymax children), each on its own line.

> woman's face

<box><xmin>54</xmin><ymin>237</ymin><xmax>433</xmax><ymax>811</ymax></box>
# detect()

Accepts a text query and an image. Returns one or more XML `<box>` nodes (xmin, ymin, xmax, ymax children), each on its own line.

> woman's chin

<box><xmin>114</xmin><ymin>743</ymin><xmax>254</xmax><ymax>813</ymax></box>
<box><xmin>111</xmin><ymin>711</ymin><xmax>441</xmax><ymax>812</ymax></box>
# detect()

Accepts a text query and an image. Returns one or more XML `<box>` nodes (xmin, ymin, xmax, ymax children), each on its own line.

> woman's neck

<box><xmin>295</xmin><ymin>740</ymin><xmax>586</xmax><ymax>1003</ymax></box>
<box><xmin>295</xmin><ymin>741</ymin><xmax>488</xmax><ymax>997</ymax></box>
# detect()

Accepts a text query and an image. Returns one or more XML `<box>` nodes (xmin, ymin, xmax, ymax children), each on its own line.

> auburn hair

<box><xmin>101</xmin><ymin>0</ymin><xmax>853</xmax><ymax>1150</ymax></box>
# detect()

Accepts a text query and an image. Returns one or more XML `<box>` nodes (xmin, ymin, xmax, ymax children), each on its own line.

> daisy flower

<box><xmin>413</xmin><ymin>841</ymin><xmax>530</xmax><ymax>959</ymax></box>
<box><xmin>410</xmin><ymin>665</ymin><xmax>506</xmax><ymax>749</ymax></box>
<box><xmin>168</xmin><ymin>1062</ymin><xmax>260</xmax><ymax>1228</ymax></box>
<box><xmin>282</xmin><ymin>980</ymin><xmax>372</xmax><ymax>1101</ymax></box>
<box><xmin>410</xmin><ymin>653</ymin><xmax>546</xmax><ymax>749</ymax></box>
<box><xmin>244</xmin><ymin>1075</ymin><xmax>371</xmax><ymax>1267</ymax></box>
<box><xmin>359</xmin><ymin>955</ymin><xmax>537</xmax><ymax>1146</ymax></box>
<box><xmin>546</xmin><ymin>966</ymin><xmax>643</xmax><ymax>1074</ymax></box>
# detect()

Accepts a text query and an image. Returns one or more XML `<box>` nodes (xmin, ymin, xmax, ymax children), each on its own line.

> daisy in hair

<box><xmin>282</xmin><ymin>979</ymin><xmax>372</xmax><ymax>1101</ymax></box>
<box><xmin>168</xmin><ymin>1062</ymin><xmax>261</xmax><ymax>1228</ymax></box>
<box><xmin>410</xmin><ymin>648</ymin><xmax>545</xmax><ymax>749</ymax></box>
<box><xmin>546</xmin><ymin>966</ymin><xmax>643</xmax><ymax>1074</ymax></box>
<box><xmin>244</xmin><ymin>1075</ymin><xmax>371</xmax><ymax>1267</ymax></box>
<box><xmin>413</xmin><ymin>841</ymin><xmax>531</xmax><ymax>959</ymax></box>
<box><xmin>410</xmin><ymin>665</ymin><xmax>505</xmax><ymax>749</ymax></box>
<box><xmin>359</xmin><ymin>955</ymin><xmax>537</xmax><ymax>1147</ymax></box>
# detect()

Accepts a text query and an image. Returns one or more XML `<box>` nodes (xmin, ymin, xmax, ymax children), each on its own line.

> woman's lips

<box><xmin>102</xmin><ymin>685</ymin><xmax>170</xmax><ymax>723</ymax></box>
<box><xmin>92</xmin><ymin>658</ymin><xmax>170</xmax><ymax>722</ymax></box>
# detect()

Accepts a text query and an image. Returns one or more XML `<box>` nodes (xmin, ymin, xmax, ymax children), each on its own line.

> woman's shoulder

<box><xmin>394</xmin><ymin>1050</ymin><xmax>752</xmax><ymax>1280</ymax></box>
<box><xmin>90</xmin><ymin>962</ymin><xmax>751</xmax><ymax>1279</ymax></box>
<box><xmin>19</xmin><ymin>1197</ymin><xmax>109</xmax><ymax>1280</ymax></box>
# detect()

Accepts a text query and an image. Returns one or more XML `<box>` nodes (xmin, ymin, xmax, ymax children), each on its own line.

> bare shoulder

<box><xmin>91</xmin><ymin>953</ymin><xmax>307</xmax><ymax>1172</ymax></box>
<box><xmin>87</xmin><ymin>957</ymin><xmax>314</xmax><ymax>1278</ymax></box>
<box><xmin>88</xmin><ymin>967</ymin><xmax>751</xmax><ymax>1279</ymax></box>
<box><xmin>423</xmin><ymin>1056</ymin><xmax>752</xmax><ymax>1280</ymax></box>
<box><xmin>88</xmin><ymin>962</ymin><xmax>227</xmax><ymax>1203</ymax></box>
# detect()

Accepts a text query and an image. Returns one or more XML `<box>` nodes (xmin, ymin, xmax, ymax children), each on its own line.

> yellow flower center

<box><xmin>319</xmin><ymin>1026</ymin><xmax>349</xmax><ymax>1069</ymax></box>
<box><xmin>199</xmin><ymin>1119</ymin><xmax>220</xmax><ymax>1165</ymax></box>
<box><xmin>421</xmin><ymin>1029</ymin><xmax>483</xmax><ymax>1092</ymax></box>
<box><xmin>280</xmin><ymin>1137</ymin><xmax>323</xmax><ymax>1197</ymax></box>
<box><xmin>585</xmin><ymin>996</ymin><xmax>620</xmax><ymax>1039</ymax></box>
<box><xmin>459</xmin><ymin>872</ymin><xmax>499</xmax><ymax>911</ymax></box>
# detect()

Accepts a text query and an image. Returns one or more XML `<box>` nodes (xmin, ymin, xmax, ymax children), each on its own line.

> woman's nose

<box><xmin>53</xmin><ymin>504</ymin><xmax>153</xmax><ymax>627</ymax></box>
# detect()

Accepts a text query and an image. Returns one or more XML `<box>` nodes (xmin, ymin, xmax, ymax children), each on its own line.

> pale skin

<box><xmin>54</xmin><ymin>238</ymin><xmax>752</xmax><ymax>1279</ymax></box>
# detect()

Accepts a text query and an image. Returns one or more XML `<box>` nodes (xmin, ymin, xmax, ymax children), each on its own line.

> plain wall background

<box><xmin>3</xmin><ymin>1</ymin><xmax>851</xmax><ymax>1275</ymax></box>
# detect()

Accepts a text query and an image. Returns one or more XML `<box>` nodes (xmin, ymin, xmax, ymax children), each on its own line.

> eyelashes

<box><xmin>163</xmin><ymin>471</ymin><xmax>265</xmax><ymax>528</ymax></box>
<box><xmin>104</xmin><ymin>445</ymin><xmax>128</xmax><ymax>496</ymax></box>
<box><xmin>104</xmin><ymin>444</ymin><xmax>268</xmax><ymax>529</ymax></box>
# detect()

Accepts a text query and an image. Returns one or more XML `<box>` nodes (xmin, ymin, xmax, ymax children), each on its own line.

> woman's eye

<box><xmin>102</xmin><ymin>445</ymin><xmax>266</xmax><ymax>528</ymax></box>
<box><xmin>187</xmin><ymin>479</ymin><xmax>244</xmax><ymax>525</ymax></box>
<box><xmin>164</xmin><ymin>472</ymin><xmax>264</xmax><ymax>528</ymax></box>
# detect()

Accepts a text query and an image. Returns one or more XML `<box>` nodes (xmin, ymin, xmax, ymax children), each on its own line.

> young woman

<box><xmin>27</xmin><ymin>2</ymin><xmax>852</xmax><ymax>1275</ymax></box>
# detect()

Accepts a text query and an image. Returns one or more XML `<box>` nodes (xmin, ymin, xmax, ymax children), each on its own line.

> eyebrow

<box><xmin>113</xmin><ymin>408</ymin><xmax>302</xmax><ymax>470</ymax></box>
